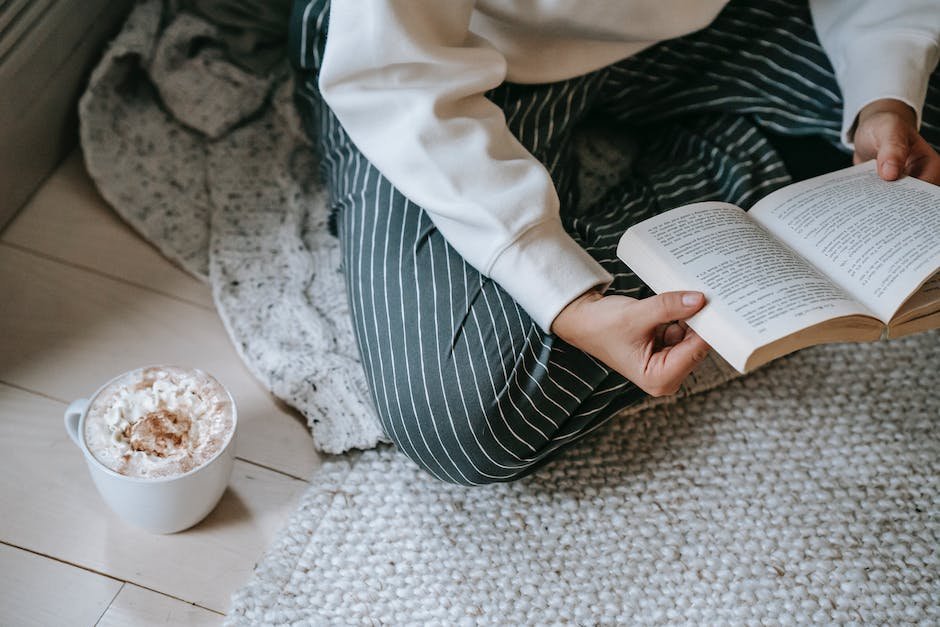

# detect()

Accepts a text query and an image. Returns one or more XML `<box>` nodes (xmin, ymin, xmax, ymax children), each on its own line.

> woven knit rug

<box><xmin>227</xmin><ymin>331</ymin><xmax>939</xmax><ymax>625</ymax></box>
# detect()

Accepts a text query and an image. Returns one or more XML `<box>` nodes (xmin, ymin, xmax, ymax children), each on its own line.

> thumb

<box><xmin>875</xmin><ymin>127</ymin><xmax>911</xmax><ymax>181</ymax></box>
<box><xmin>636</xmin><ymin>291</ymin><xmax>705</xmax><ymax>328</ymax></box>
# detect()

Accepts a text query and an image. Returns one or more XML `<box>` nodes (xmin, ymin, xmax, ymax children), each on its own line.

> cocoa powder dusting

<box><xmin>124</xmin><ymin>409</ymin><xmax>192</xmax><ymax>458</ymax></box>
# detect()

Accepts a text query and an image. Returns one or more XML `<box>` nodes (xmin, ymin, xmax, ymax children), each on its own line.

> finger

<box><xmin>906</xmin><ymin>139</ymin><xmax>940</xmax><ymax>186</ymax></box>
<box><xmin>636</xmin><ymin>291</ymin><xmax>705</xmax><ymax>329</ymax></box>
<box><xmin>662</xmin><ymin>330</ymin><xmax>710</xmax><ymax>374</ymax></box>
<box><xmin>914</xmin><ymin>157</ymin><xmax>940</xmax><ymax>186</ymax></box>
<box><xmin>662</xmin><ymin>322</ymin><xmax>686</xmax><ymax>347</ymax></box>
<box><xmin>875</xmin><ymin>128</ymin><xmax>911</xmax><ymax>181</ymax></box>
<box><xmin>653</xmin><ymin>323</ymin><xmax>668</xmax><ymax>350</ymax></box>
<box><xmin>643</xmin><ymin>330</ymin><xmax>711</xmax><ymax>396</ymax></box>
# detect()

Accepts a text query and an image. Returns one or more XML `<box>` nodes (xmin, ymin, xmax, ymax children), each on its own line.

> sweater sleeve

<box><xmin>809</xmin><ymin>0</ymin><xmax>940</xmax><ymax>148</ymax></box>
<box><xmin>318</xmin><ymin>0</ymin><xmax>612</xmax><ymax>333</ymax></box>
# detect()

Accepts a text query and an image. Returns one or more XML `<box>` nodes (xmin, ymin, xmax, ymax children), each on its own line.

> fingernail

<box><xmin>682</xmin><ymin>292</ymin><xmax>703</xmax><ymax>306</ymax></box>
<box><xmin>882</xmin><ymin>162</ymin><xmax>900</xmax><ymax>180</ymax></box>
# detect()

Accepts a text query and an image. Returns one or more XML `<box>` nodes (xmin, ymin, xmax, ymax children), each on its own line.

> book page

<box><xmin>619</xmin><ymin>202</ymin><xmax>874</xmax><ymax>370</ymax></box>
<box><xmin>749</xmin><ymin>162</ymin><xmax>940</xmax><ymax>322</ymax></box>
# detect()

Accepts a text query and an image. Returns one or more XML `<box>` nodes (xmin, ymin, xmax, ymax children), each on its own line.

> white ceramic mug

<box><xmin>64</xmin><ymin>366</ymin><xmax>238</xmax><ymax>534</ymax></box>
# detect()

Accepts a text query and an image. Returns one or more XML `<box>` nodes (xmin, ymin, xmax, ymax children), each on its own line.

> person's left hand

<box><xmin>852</xmin><ymin>98</ymin><xmax>940</xmax><ymax>185</ymax></box>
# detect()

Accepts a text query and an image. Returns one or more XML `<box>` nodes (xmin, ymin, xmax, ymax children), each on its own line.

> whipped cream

<box><xmin>83</xmin><ymin>367</ymin><xmax>234</xmax><ymax>479</ymax></box>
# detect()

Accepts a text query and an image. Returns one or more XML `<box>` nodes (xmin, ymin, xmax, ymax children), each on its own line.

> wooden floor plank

<box><xmin>1</xmin><ymin>151</ymin><xmax>215</xmax><ymax>310</ymax></box>
<box><xmin>0</xmin><ymin>543</ymin><xmax>122</xmax><ymax>627</ymax></box>
<box><xmin>0</xmin><ymin>244</ymin><xmax>320</xmax><ymax>480</ymax></box>
<box><xmin>97</xmin><ymin>584</ymin><xmax>223</xmax><ymax>626</ymax></box>
<box><xmin>0</xmin><ymin>383</ymin><xmax>307</xmax><ymax>613</ymax></box>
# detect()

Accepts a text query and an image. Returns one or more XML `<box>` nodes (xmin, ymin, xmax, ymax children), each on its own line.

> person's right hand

<box><xmin>551</xmin><ymin>289</ymin><xmax>711</xmax><ymax>397</ymax></box>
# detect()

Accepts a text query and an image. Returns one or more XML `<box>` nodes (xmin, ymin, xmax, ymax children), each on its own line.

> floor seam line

<box><xmin>0</xmin><ymin>241</ymin><xmax>215</xmax><ymax>311</ymax></box>
<box><xmin>93</xmin><ymin>581</ymin><xmax>125</xmax><ymax>627</ymax></box>
<box><xmin>0</xmin><ymin>540</ymin><xmax>226</xmax><ymax>616</ymax></box>
<box><xmin>235</xmin><ymin>457</ymin><xmax>310</xmax><ymax>483</ymax></box>
<box><xmin>0</xmin><ymin>380</ymin><xmax>68</xmax><ymax>403</ymax></box>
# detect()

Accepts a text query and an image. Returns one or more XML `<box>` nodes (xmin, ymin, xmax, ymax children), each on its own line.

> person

<box><xmin>289</xmin><ymin>0</ymin><xmax>940</xmax><ymax>485</ymax></box>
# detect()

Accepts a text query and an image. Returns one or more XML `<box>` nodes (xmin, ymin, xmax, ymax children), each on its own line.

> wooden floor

<box><xmin>0</xmin><ymin>152</ymin><xmax>324</xmax><ymax>625</ymax></box>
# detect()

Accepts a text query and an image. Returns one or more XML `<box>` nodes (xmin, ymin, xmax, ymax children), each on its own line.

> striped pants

<box><xmin>290</xmin><ymin>0</ymin><xmax>940</xmax><ymax>485</ymax></box>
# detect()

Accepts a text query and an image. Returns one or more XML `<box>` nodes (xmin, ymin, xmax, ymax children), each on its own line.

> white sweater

<box><xmin>318</xmin><ymin>0</ymin><xmax>940</xmax><ymax>333</ymax></box>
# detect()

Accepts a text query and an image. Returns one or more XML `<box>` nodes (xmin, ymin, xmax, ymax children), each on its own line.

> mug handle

<box><xmin>64</xmin><ymin>399</ymin><xmax>89</xmax><ymax>447</ymax></box>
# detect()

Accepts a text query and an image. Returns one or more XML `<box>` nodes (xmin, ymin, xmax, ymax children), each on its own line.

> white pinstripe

<box><xmin>364</xmin><ymin>177</ymin><xmax>400</xmax><ymax>469</ymax></box>
<box><xmin>298</xmin><ymin>0</ymin><xmax>315</xmax><ymax>67</ymax></box>
<box><xmin>410</xmin><ymin>204</ymin><xmax>466</xmax><ymax>483</ymax></box>
<box><xmin>461</xmin><ymin>283</ymin><xmax>556</xmax><ymax>467</ymax></box>
<box><xmin>382</xmin><ymin>185</ymin><xmax>429</xmax><ymax>478</ymax></box>
<box><xmin>395</xmin><ymin>203</ymin><xmax>451</xmax><ymax>478</ymax></box>
<box><xmin>468</xmin><ymin>305</ymin><xmax>540</xmax><ymax>455</ymax></box>
<box><xmin>447</xmin><ymin>247</ymin><xmax>536</xmax><ymax>474</ymax></box>
<box><xmin>424</xmin><ymin>230</ymin><xmax>482</xmax><ymax>483</ymax></box>
<box><xmin>480</xmin><ymin>287</ymin><xmax>552</xmax><ymax>440</ymax></box>
<box><xmin>510</xmin><ymin>298</ymin><xmax>584</xmax><ymax>408</ymax></box>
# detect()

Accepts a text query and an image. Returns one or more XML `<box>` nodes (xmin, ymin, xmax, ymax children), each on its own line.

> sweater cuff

<box><xmin>487</xmin><ymin>220</ymin><xmax>613</xmax><ymax>334</ymax></box>
<box><xmin>837</xmin><ymin>31</ymin><xmax>939</xmax><ymax>148</ymax></box>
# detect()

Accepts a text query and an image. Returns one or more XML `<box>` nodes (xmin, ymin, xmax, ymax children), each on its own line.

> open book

<box><xmin>617</xmin><ymin>162</ymin><xmax>940</xmax><ymax>373</ymax></box>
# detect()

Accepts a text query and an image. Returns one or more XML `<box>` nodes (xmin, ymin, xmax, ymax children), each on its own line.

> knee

<box><xmin>378</xmin><ymin>401</ymin><xmax>543</xmax><ymax>487</ymax></box>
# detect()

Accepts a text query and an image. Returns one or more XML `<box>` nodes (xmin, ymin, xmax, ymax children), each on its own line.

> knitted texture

<box><xmin>78</xmin><ymin>1</ymin><xmax>733</xmax><ymax>454</ymax></box>
<box><xmin>227</xmin><ymin>332</ymin><xmax>940</xmax><ymax>625</ymax></box>
<box><xmin>78</xmin><ymin>0</ymin><xmax>384</xmax><ymax>452</ymax></box>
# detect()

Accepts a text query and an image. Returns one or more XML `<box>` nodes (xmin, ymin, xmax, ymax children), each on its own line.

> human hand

<box><xmin>852</xmin><ymin>98</ymin><xmax>940</xmax><ymax>185</ymax></box>
<box><xmin>551</xmin><ymin>289</ymin><xmax>711</xmax><ymax>397</ymax></box>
